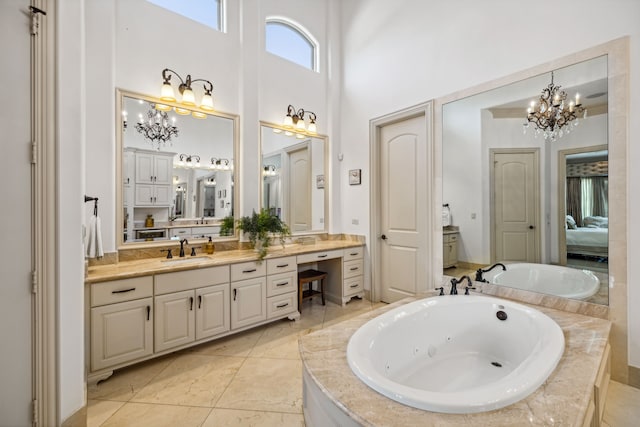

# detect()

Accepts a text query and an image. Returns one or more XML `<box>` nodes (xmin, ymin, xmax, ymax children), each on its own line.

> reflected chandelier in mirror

<box><xmin>116</xmin><ymin>89</ymin><xmax>239</xmax><ymax>247</ymax></box>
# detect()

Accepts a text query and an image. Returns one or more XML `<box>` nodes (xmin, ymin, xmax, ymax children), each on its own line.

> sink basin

<box><xmin>161</xmin><ymin>256</ymin><xmax>210</xmax><ymax>264</ymax></box>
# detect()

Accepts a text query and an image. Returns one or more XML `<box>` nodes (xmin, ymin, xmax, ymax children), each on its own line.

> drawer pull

<box><xmin>198</xmin><ymin>295</ymin><xmax>202</xmax><ymax>309</ymax></box>
<box><xmin>242</xmin><ymin>268</ymin><xmax>257</xmax><ymax>273</ymax></box>
<box><xmin>276</xmin><ymin>303</ymin><xmax>289</xmax><ymax>308</ymax></box>
<box><xmin>350</xmin><ymin>284</ymin><xmax>359</xmax><ymax>288</ymax></box>
<box><xmin>350</xmin><ymin>252</ymin><xmax>359</xmax><ymax>256</ymax></box>
<box><xmin>276</xmin><ymin>263</ymin><xmax>289</xmax><ymax>268</ymax></box>
<box><xmin>146</xmin><ymin>305</ymin><xmax>150</xmax><ymax>321</ymax></box>
<box><xmin>276</xmin><ymin>281</ymin><xmax>289</xmax><ymax>287</ymax></box>
<box><xmin>233</xmin><ymin>289</ymin><xmax>237</xmax><ymax>301</ymax></box>
<box><xmin>189</xmin><ymin>296</ymin><xmax>194</xmax><ymax>311</ymax></box>
<box><xmin>317</xmin><ymin>254</ymin><xmax>328</xmax><ymax>258</ymax></box>
<box><xmin>112</xmin><ymin>288</ymin><xmax>136</xmax><ymax>294</ymax></box>
<box><xmin>350</xmin><ymin>267</ymin><xmax>359</xmax><ymax>271</ymax></box>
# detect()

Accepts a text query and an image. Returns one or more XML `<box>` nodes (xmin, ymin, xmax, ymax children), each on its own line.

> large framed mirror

<box><xmin>259</xmin><ymin>122</ymin><xmax>328</xmax><ymax>233</ymax></box>
<box><xmin>116</xmin><ymin>89</ymin><xmax>239</xmax><ymax>246</ymax></box>
<box><xmin>442</xmin><ymin>55</ymin><xmax>609</xmax><ymax>305</ymax></box>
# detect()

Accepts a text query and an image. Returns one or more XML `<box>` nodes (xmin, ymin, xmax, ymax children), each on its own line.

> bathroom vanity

<box><xmin>300</xmin><ymin>296</ymin><xmax>611</xmax><ymax>427</ymax></box>
<box><xmin>85</xmin><ymin>240</ymin><xmax>364</xmax><ymax>384</ymax></box>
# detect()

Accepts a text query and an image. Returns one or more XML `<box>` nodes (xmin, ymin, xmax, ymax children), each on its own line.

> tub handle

<box><xmin>464</xmin><ymin>286</ymin><xmax>476</xmax><ymax>295</ymax></box>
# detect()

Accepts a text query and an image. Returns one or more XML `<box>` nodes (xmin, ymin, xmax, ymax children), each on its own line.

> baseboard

<box><xmin>629</xmin><ymin>365</ymin><xmax>640</xmax><ymax>389</ymax></box>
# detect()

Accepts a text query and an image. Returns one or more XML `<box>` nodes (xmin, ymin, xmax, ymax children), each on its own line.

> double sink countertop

<box><xmin>86</xmin><ymin>240</ymin><xmax>364</xmax><ymax>284</ymax></box>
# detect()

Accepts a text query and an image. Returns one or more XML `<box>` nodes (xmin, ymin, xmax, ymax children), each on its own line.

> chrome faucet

<box><xmin>179</xmin><ymin>238</ymin><xmax>189</xmax><ymax>257</ymax></box>
<box><xmin>450</xmin><ymin>275</ymin><xmax>472</xmax><ymax>295</ymax></box>
<box><xmin>475</xmin><ymin>263</ymin><xmax>506</xmax><ymax>283</ymax></box>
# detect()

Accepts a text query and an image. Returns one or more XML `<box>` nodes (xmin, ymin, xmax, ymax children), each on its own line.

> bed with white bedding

<box><xmin>565</xmin><ymin>215</ymin><xmax>608</xmax><ymax>258</ymax></box>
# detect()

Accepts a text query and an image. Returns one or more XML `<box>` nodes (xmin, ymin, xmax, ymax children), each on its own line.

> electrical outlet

<box><xmin>352</xmin><ymin>219</ymin><xmax>359</xmax><ymax>225</ymax></box>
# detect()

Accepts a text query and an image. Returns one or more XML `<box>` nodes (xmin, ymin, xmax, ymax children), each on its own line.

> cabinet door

<box><xmin>153</xmin><ymin>184</ymin><xmax>172</xmax><ymax>206</ymax></box>
<box><xmin>91</xmin><ymin>298</ymin><xmax>153</xmax><ymax>371</ymax></box>
<box><xmin>123</xmin><ymin>151</ymin><xmax>135</xmax><ymax>185</ymax></box>
<box><xmin>153</xmin><ymin>154</ymin><xmax>173</xmax><ymax>185</ymax></box>
<box><xmin>135</xmin><ymin>184</ymin><xmax>154</xmax><ymax>206</ymax></box>
<box><xmin>155</xmin><ymin>290</ymin><xmax>195</xmax><ymax>352</ymax></box>
<box><xmin>196</xmin><ymin>284</ymin><xmax>230</xmax><ymax>340</ymax></box>
<box><xmin>135</xmin><ymin>152</ymin><xmax>154</xmax><ymax>184</ymax></box>
<box><xmin>231</xmin><ymin>278</ymin><xmax>266</xmax><ymax>329</ymax></box>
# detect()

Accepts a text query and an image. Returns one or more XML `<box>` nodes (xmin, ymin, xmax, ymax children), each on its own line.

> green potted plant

<box><xmin>236</xmin><ymin>209</ymin><xmax>290</xmax><ymax>260</ymax></box>
<box><xmin>219</xmin><ymin>215</ymin><xmax>235</xmax><ymax>237</ymax></box>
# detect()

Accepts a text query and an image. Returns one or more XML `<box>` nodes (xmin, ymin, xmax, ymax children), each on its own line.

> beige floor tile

<box><xmin>216</xmin><ymin>358</ymin><xmax>303</xmax><ymax>413</ymax></box>
<box><xmin>202</xmin><ymin>408</ymin><xmax>304</xmax><ymax>427</ymax></box>
<box><xmin>185</xmin><ymin>327</ymin><xmax>265</xmax><ymax>357</ymax></box>
<box><xmin>131</xmin><ymin>354</ymin><xmax>244</xmax><ymax>407</ymax></box>
<box><xmin>249</xmin><ymin>324</ymin><xmax>310</xmax><ymax>359</ymax></box>
<box><xmin>288</xmin><ymin>306</ymin><xmax>326</xmax><ymax>331</ymax></box>
<box><xmin>603</xmin><ymin>380</ymin><xmax>640</xmax><ymax>427</ymax></box>
<box><xmin>87</xmin><ymin>400</ymin><xmax>125</xmax><ymax>427</ymax></box>
<box><xmin>323</xmin><ymin>300</ymin><xmax>372</xmax><ymax>328</ymax></box>
<box><xmin>100</xmin><ymin>402</ymin><xmax>210</xmax><ymax>427</ymax></box>
<box><xmin>88</xmin><ymin>355</ymin><xmax>175</xmax><ymax>401</ymax></box>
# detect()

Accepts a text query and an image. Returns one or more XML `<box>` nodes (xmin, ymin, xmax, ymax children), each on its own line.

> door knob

<box><xmin>529</xmin><ymin>225</ymin><xmax>535</xmax><ymax>229</ymax></box>
<box><xmin>381</xmin><ymin>234</ymin><xmax>387</xmax><ymax>240</ymax></box>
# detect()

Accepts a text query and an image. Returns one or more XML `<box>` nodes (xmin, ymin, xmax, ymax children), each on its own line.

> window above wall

<box><xmin>266</xmin><ymin>18</ymin><xmax>318</xmax><ymax>72</ymax></box>
<box><xmin>146</xmin><ymin>0</ymin><xmax>224</xmax><ymax>32</ymax></box>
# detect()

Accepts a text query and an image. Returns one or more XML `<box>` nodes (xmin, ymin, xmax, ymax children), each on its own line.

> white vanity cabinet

<box><xmin>443</xmin><ymin>232</ymin><xmax>458</xmax><ymax>268</ymax></box>
<box><xmin>342</xmin><ymin>248</ymin><xmax>364</xmax><ymax>299</ymax></box>
<box><xmin>133</xmin><ymin>150</ymin><xmax>174</xmax><ymax>207</ymax></box>
<box><xmin>90</xmin><ymin>277</ymin><xmax>154</xmax><ymax>371</ymax></box>
<box><xmin>154</xmin><ymin>266</ymin><xmax>230</xmax><ymax>352</ymax></box>
<box><xmin>266</xmin><ymin>256</ymin><xmax>298</xmax><ymax>318</ymax></box>
<box><xmin>231</xmin><ymin>261</ymin><xmax>267</xmax><ymax>329</ymax></box>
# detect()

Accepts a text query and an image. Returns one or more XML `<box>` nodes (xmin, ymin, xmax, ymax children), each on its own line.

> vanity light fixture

<box><xmin>204</xmin><ymin>177</ymin><xmax>217</xmax><ymax>186</ymax></box>
<box><xmin>282</xmin><ymin>105</ymin><xmax>318</xmax><ymax>137</ymax></box>
<box><xmin>210</xmin><ymin>157</ymin><xmax>232</xmax><ymax>171</ymax></box>
<box><xmin>263</xmin><ymin>165</ymin><xmax>278</xmax><ymax>177</ymax></box>
<box><xmin>160</xmin><ymin>68</ymin><xmax>215</xmax><ymax>117</ymax></box>
<box><xmin>523</xmin><ymin>71</ymin><xmax>587</xmax><ymax>142</ymax></box>
<box><xmin>135</xmin><ymin>107</ymin><xmax>179</xmax><ymax>148</ymax></box>
<box><xmin>176</xmin><ymin>154</ymin><xmax>200</xmax><ymax>168</ymax></box>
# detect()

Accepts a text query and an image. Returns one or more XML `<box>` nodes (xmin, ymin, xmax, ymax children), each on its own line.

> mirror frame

<box><xmin>115</xmin><ymin>88</ymin><xmax>241</xmax><ymax>248</ymax></box>
<box><xmin>258</xmin><ymin>121</ymin><xmax>330</xmax><ymax>234</ymax></box>
<box><xmin>433</xmin><ymin>37</ymin><xmax>628</xmax><ymax>381</ymax></box>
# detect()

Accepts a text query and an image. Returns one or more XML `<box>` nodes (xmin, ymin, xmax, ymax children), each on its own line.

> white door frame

<box><xmin>370</xmin><ymin>102</ymin><xmax>434</xmax><ymax>302</ymax></box>
<box><xmin>489</xmin><ymin>148</ymin><xmax>541</xmax><ymax>263</ymax></box>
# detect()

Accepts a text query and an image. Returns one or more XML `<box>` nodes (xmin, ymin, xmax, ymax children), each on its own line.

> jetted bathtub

<box><xmin>483</xmin><ymin>262</ymin><xmax>600</xmax><ymax>300</ymax></box>
<box><xmin>346</xmin><ymin>295</ymin><xmax>564</xmax><ymax>414</ymax></box>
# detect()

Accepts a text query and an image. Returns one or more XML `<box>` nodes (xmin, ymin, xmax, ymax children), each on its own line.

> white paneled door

<box><xmin>379</xmin><ymin>115</ymin><xmax>428</xmax><ymax>303</ymax></box>
<box><xmin>491</xmin><ymin>150</ymin><xmax>540</xmax><ymax>263</ymax></box>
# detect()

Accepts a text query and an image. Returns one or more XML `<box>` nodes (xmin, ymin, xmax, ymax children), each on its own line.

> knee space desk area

<box><xmin>85</xmin><ymin>240</ymin><xmax>364</xmax><ymax>384</ymax></box>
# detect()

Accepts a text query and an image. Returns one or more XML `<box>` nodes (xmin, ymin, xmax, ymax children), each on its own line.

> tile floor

<box><xmin>87</xmin><ymin>297</ymin><xmax>640</xmax><ymax>427</ymax></box>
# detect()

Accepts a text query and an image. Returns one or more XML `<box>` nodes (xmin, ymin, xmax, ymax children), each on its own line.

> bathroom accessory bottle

<box><xmin>145</xmin><ymin>214</ymin><xmax>154</xmax><ymax>228</ymax></box>
<box><xmin>205</xmin><ymin>236</ymin><xmax>215</xmax><ymax>254</ymax></box>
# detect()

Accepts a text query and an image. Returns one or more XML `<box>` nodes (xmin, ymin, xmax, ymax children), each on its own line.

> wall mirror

<box><xmin>259</xmin><ymin>122</ymin><xmax>328</xmax><ymax>233</ymax></box>
<box><xmin>117</xmin><ymin>89</ymin><xmax>239</xmax><ymax>246</ymax></box>
<box><xmin>442</xmin><ymin>55</ymin><xmax>609</xmax><ymax>305</ymax></box>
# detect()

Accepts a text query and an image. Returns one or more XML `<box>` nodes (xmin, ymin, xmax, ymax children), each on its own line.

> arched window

<box><xmin>146</xmin><ymin>0</ymin><xmax>224</xmax><ymax>32</ymax></box>
<box><xmin>265</xmin><ymin>18</ymin><xmax>318</xmax><ymax>71</ymax></box>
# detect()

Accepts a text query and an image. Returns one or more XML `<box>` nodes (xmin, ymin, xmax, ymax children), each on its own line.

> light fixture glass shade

<box><xmin>160</xmin><ymin>82</ymin><xmax>176</xmax><ymax>102</ymax></box>
<box><xmin>191</xmin><ymin>111</ymin><xmax>207</xmax><ymax>119</ymax></box>
<box><xmin>295</xmin><ymin>119</ymin><xmax>306</xmax><ymax>131</ymax></box>
<box><xmin>200</xmin><ymin>93</ymin><xmax>214</xmax><ymax>111</ymax></box>
<box><xmin>154</xmin><ymin>103</ymin><xmax>171</xmax><ymax>112</ymax></box>
<box><xmin>174</xmin><ymin>107</ymin><xmax>190</xmax><ymax>115</ymax></box>
<box><xmin>307</xmin><ymin>122</ymin><xmax>317</xmax><ymax>134</ymax></box>
<box><xmin>283</xmin><ymin>115</ymin><xmax>294</xmax><ymax>128</ymax></box>
<box><xmin>181</xmin><ymin>88</ymin><xmax>196</xmax><ymax>106</ymax></box>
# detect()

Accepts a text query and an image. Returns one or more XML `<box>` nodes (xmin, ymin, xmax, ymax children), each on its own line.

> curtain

<box><xmin>566</xmin><ymin>177</ymin><xmax>582</xmax><ymax>226</ymax></box>
<box><xmin>591</xmin><ymin>176</ymin><xmax>608</xmax><ymax>217</ymax></box>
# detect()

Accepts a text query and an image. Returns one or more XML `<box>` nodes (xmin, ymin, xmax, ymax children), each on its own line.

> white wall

<box><xmin>340</xmin><ymin>0</ymin><xmax>640</xmax><ymax>368</ymax></box>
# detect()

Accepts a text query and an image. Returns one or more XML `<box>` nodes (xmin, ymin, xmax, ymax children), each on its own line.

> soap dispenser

<box><xmin>205</xmin><ymin>236</ymin><xmax>215</xmax><ymax>254</ymax></box>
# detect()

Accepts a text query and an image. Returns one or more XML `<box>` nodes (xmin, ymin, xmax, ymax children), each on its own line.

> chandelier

<box><xmin>135</xmin><ymin>107</ymin><xmax>179</xmax><ymax>148</ymax></box>
<box><xmin>523</xmin><ymin>72</ymin><xmax>586</xmax><ymax>142</ymax></box>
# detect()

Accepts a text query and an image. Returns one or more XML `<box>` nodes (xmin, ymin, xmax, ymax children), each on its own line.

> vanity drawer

<box><xmin>297</xmin><ymin>249</ymin><xmax>342</xmax><ymax>264</ymax></box>
<box><xmin>190</xmin><ymin>226</ymin><xmax>220</xmax><ymax>238</ymax></box>
<box><xmin>91</xmin><ymin>276</ymin><xmax>153</xmax><ymax>307</ymax></box>
<box><xmin>231</xmin><ymin>260</ymin><xmax>266</xmax><ymax>281</ymax></box>
<box><xmin>443</xmin><ymin>233</ymin><xmax>458</xmax><ymax>243</ymax></box>
<box><xmin>343</xmin><ymin>260</ymin><xmax>364</xmax><ymax>279</ymax></box>
<box><xmin>169</xmin><ymin>227</ymin><xmax>192</xmax><ymax>238</ymax></box>
<box><xmin>266</xmin><ymin>292</ymin><xmax>297</xmax><ymax>319</ymax></box>
<box><xmin>266</xmin><ymin>271</ymin><xmax>297</xmax><ymax>297</ymax></box>
<box><xmin>343</xmin><ymin>276</ymin><xmax>364</xmax><ymax>297</ymax></box>
<box><xmin>343</xmin><ymin>246</ymin><xmax>364</xmax><ymax>261</ymax></box>
<box><xmin>267</xmin><ymin>256</ymin><xmax>297</xmax><ymax>275</ymax></box>
<box><xmin>155</xmin><ymin>266</ymin><xmax>229</xmax><ymax>295</ymax></box>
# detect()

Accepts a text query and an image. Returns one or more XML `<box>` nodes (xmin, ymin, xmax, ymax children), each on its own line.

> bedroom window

<box><xmin>265</xmin><ymin>18</ymin><xmax>318</xmax><ymax>71</ymax></box>
<box><xmin>146</xmin><ymin>0</ymin><xmax>224</xmax><ymax>32</ymax></box>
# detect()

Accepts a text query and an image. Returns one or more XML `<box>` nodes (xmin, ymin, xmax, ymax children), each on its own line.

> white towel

<box><xmin>86</xmin><ymin>214</ymin><xmax>104</xmax><ymax>259</ymax></box>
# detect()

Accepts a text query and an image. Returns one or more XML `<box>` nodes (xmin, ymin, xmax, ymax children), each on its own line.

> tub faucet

<box><xmin>475</xmin><ymin>263</ymin><xmax>506</xmax><ymax>283</ymax></box>
<box><xmin>450</xmin><ymin>275</ymin><xmax>472</xmax><ymax>295</ymax></box>
<box><xmin>179</xmin><ymin>238</ymin><xmax>189</xmax><ymax>257</ymax></box>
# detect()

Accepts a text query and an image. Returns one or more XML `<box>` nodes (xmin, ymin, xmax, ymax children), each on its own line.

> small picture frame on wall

<box><xmin>316</xmin><ymin>175</ymin><xmax>325</xmax><ymax>189</ymax></box>
<box><xmin>349</xmin><ymin>169</ymin><xmax>361</xmax><ymax>185</ymax></box>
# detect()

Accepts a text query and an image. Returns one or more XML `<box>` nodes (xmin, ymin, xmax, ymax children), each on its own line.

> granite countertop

<box><xmin>299</xmin><ymin>296</ymin><xmax>611</xmax><ymax>427</ymax></box>
<box><xmin>443</xmin><ymin>225</ymin><xmax>459</xmax><ymax>235</ymax></box>
<box><xmin>86</xmin><ymin>240</ymin><xmax>363</xmax><ymax>284</ymax></box>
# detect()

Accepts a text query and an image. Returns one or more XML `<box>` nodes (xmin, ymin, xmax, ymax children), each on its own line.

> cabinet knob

<box><xmin>381</xmin><ymin>234</ymin><xmax>387</xmax><ymax>240</ymax></box>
